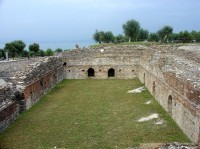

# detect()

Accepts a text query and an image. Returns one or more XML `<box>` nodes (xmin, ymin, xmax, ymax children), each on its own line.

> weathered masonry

<box><xmin>0</xmin><ymin>57</ymin><xmax>64</xmax><ymax>132</ymax></box>
<box><xmin>62</xmin><ymin>46</ymin><xmax>140</xmax><ymax>79</ymax></box>
<box><xmin>62</xmin><ymin>45</ymin><xmax>200</xmax><ymax>143</ymax></box>
<box><xmin>0</xmin><ymin>45</ymin><xmax>200</xmax><ymax>144</ymax></box>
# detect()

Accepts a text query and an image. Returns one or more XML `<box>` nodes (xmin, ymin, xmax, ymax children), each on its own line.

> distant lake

<box><xmin>0</xmin><ymin>40</ymin><xmax>95</xmax><ymax>51</ymax></box>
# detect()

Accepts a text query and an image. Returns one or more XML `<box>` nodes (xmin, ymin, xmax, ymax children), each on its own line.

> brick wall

<box><xmin>138</xmin><ymin>66</ymin><xmax>200</xmax><ymax>143</ymax></box>
<box><xmin>0</xmin><ymin>86</ymin><xmax>19</xmax><ymax>133</ymax></box>
<box><xmin>0</xmin><ymin>57</ymin><xmax>65</xmax><ymax>132</ymax></box>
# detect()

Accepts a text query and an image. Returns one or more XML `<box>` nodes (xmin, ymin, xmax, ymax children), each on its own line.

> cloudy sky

<box><xmin>0</xmin><ymin>0</ymin><xmax>200</xmax><ymax>49</ymax></box>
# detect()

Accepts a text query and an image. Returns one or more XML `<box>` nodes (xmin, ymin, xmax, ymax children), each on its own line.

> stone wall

<box><xmin>13</xmin><ymin>57</ymin><xmax>65</xmax><ymax>111</ymax></box>
<box><xmin>62</xmin><ymin>45</ymin><xmax>144</xmax><ymax>79</ymax></box>
<box><xmin>138</xmin><ymin>66</ymin><xmax>200</xmax><ymax>143</ymax></box>
<box><xmin>138</xmin><ymin>45</ymin><xmax>200</xmax><ymax>143</ymax></box>
<box><xmin>65</xmin><ymin>65</ymin><xmax>138</xmax><ymax>79</ymax></box>
<box><xmin>0</xmin><ymin>59</ymin><xmax>39</xmax><ymax>80</ymax></box>
<box><xmin>0</xmin><ymin>85</ymin><xmax>19</xmax><ymax>133</ymax></box>
<box><xmin>1</xmin><ymin>44</ymin><xmax>200</xmax><ymax>144</ymax></box>
<box><xmin>0</xmin><ymin>56</ymin><xmax>65</xmax><ymax>131</ymax></box>
<box><xmin>63</xmin><ymin>45</ymin><xmax>200</xmax><ymax>143</ymax></box>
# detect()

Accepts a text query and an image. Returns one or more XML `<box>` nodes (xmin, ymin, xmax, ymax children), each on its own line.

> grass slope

<box><xmin>0</xmin><ymin>79</ymin><xmax>190</xmax><ymax>149</ymax></box>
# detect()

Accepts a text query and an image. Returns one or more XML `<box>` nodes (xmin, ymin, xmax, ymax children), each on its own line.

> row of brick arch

<box><xmin>88</xmin><ymin>68</ymin><xmax>115</xmax><ymax>77</ymax></box>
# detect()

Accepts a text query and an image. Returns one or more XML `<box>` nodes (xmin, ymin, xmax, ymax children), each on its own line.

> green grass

<box><xmin>0</xmin><ymin>79</ymin><xmax>190</xmax><ymax>149</ymax></box>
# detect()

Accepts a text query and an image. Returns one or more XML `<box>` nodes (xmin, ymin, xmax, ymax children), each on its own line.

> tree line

<box><xmin>0</xmin><ymin>41</ymin><xmax>63</xmax><ymax>60</ymax></box>
<box><xmin>93</xmin><ymin>19</ymin><xmax>200</xmax><ymax>44</ymax></box>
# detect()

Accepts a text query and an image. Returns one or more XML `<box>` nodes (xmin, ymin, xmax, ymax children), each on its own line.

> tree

<box><xmin>115</xmin><ymin>34</ymin><xmax>126</xmax><ymax>43</ymax></box>
<box><xmin>29</xmin><ymin>43</ymin><xmax>40</xmax><ymax>56</ymax></box>
<box><xmin>99</xmin><ymin>31</ymin><xmax>105</xmax><ymax>43</ymax></box>
<box><xmin>37</xmin><ymin>49</ymin><xmax>45</xmax><ymax>57</ymax></box>
<box><xmin>169</xmin><ymin>33</ymin><xmax>179</xmax><ymax>43</ymax></box>
<box><xmin>122</xmin><ymin>19</ymin><xmax>140</xmax><ymax>42</ymax></box>
<box><xmin>4</xmin><ymin>40</ymin><xmax>26</xmax><ymax>59</ymax></box>
<box><xmin>196</xmin><ymin>31</ymin><xmax>200</xmax><ymax>42</ymax></box>
<box><xmin>148</xmin><ymin>33</ymin><xmax>159</xmax><ymax>42</ymax></box>
<box><xmin>179</xmin><ymin>31</ymin><xmax>193</xmax><ymax>43</ymax></box>
<box><xmin>93</xmin><ymin>30</ymin><xmax>101</xmax><ymax>43</ymax></box>
<box><xmin>93</xmin><ymin>30</ymin><xmax>115</xmax><ymax>43</ymax></box>
<box><xmin>0</xmin><ymin>49</ymin><xmax>5</xmax><ymax>59</ymax></box>
<box><xmin>12</xmin><ymin>40</ymin><xmax>26</xmax><ymax>54</ymax></box>
<box><xmin>138</xmin><ymin>28</ymin><xmax>149</xmax><ymax>41</ymax></box>
<box><xmin>21</xmin><ymin>50</ymin><xmax>29</xmax><ymax>57</ymax></box>
<box><xmin>103</xmin><ymin>31</ymin><xmax>115</xmax><ymax>43</ymax></box>
<box><xmin>191</xmin><ymin>31</ymin><xmax>200</xmax><ymax>42</ymax></box>
<box><xmin>93</xmin><ymin>30</ymin><xmax>105</xmax><ymax>44</ymax></box>
<box><xmin>4</xmin><ymin>43</ymin><xmax>16</xmax><ymax>59</ymax></box>
<box><xmin>55</xmin><ymin>48</ymin><xmax>63</xmax><ymax>53</ymax></box>
<box><xmin>29</xmin><ymin>51</ymin><xmax>35</xmax><ymax>57</ymax></box>
<box><xmin>45</xmin><ymin>48</ymin><xmax>54</xmax><ymax>56</ymax></box>
<box><xmin>157</xmin><ymin>26</ymin><xmax>173</xmax><ymax>43</ymax></box>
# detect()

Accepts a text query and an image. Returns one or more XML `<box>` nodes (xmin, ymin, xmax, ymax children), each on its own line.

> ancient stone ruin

<box><xmin>0</xmin><ymin>57</ymin><xmax>64</xmax><ymax>132</ymax></box>
<box><xmin>0</xmin><ymin>44</ymin><xmax>200</xmax><ymax>144</ymax></box>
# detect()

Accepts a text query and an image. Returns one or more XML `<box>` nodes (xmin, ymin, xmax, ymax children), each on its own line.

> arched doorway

<box><xmin>108</xmin><ymin>68</ymin><xmax>115</xmax><ymax>77</ymax></box>
<box><xmin>168</xmin><ymin>95</ymin><xmax>172</xmax><ymax>115</ymax></box>
<box><xmin>88</xmin><ymin>68</ymin><xmax>94</xmax><ymax>77</ymax></box>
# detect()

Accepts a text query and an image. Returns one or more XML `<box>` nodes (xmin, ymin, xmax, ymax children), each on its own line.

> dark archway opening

<box><xmin>144</xmin><ymin>73</ymin><xmax>146</xmax><ymax>85</ymax></box>
<box><xmin>88</xmin><ymin>68</ymin><xmax>95</xmax><ymax>77</ymax></box>
<box><xmin>108</xmin><ymin>68</ymin><xmax>115</xmax><ymax>77</ymax></box>
<box><xmin>168</xmin><ymin>95</ymin><xmax>172</xmax><ymax>115</ymax></box>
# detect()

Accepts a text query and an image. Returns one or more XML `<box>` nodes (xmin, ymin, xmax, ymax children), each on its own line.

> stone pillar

<box><xmin>6</xmin><ymin>52</ymin><xmax>8</xmax><ymax>61</ymax></box>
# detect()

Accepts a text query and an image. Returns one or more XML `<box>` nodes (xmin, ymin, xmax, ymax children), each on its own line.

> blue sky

<box><xmin>0</xmin><ymin>0</ymin><xmax>200</xmax><ymax>49</ymax></box>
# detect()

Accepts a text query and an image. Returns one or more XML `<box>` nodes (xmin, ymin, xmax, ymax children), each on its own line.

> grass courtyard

<box><xmin>0</xmin><ymin>79</ymin><xmax>189</xmax><ymax>149</ymax></box>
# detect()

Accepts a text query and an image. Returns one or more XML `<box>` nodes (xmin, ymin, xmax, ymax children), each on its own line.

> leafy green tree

<box><xmin>93</xmin><ymin>30</ymin><xmax>106</xmax><ymax>44</ymax></box>
<box><xmin>103</xmin><ymin>31</ymin><xmax>115</xmax><ymax>43</ymax></box>
<box><xmin>115</xmin><ymin>34</ymin><xmax>126</xmax><ymax>43</ymax></box>
<box><xmin>29</xmin><ymin>43</ymin><xmax>40</xmax><ymax>56</ymax></box>
<box><xmin>148</xmin><ymin>33</ymin><xmax>159</xmax><ymax>42</ymax></box>
<box><xmin>4</xmin><ymin>43</ymin><xmax>15</xmax><ymax>59</ymax></box>
<box><xmin>4</xmin><ymin>40</ymin><xmax>26</xmax><ymax>59</ymax></box>
<box><xmin>93</xmin><ymin>30</ymin><xmax>115</xmax><ymax>43</ymax></box>
<box><xmin>180</xmin><ymin>31</ymin><xmax>193</xmax><ymax>43</ymax></box>
<box><xmin>45</xmin><ymin>48</ymin><xmax>54</xmax><ymax>56</ymax></box>
<box><xmin>29</xmin><ymin>51</ymin><xmax>35</xmax><ymax>57</ymax></box>
<box><xmin>138</xmin><ymin>29</ymin><xmax>149</xmax><ymax>41</ymax></box>
<box><xmin>157</xmin><ymin>26</ymin><xmax>173</xmax><ymax>43</ymax></box>
<box><xmin>196</xmin><ymin>31</ymin><xmax>200</xmax><ymax>42</ymax></box>
<box><xmin>169</xmin><ymin>33</ymin><xmax>179</xmax><ymax>42</ymax></box>
<box><xmin>122</xmin><ymin>19</ymin><xmax>140</xmax><ymax>42</ymax></box>
<box><xmin>21</xmin><ymin>50</ymin><xmax>29</xmax><ymax>57</ymax></box>
<box><xmin>55</xmin><ymin>48</ymin><xmax>63</xmax><ymax>53</ymax></box>
<box><xmin>37</xmin><ymin>49</ymin><xmax>45</xmax><ymax>57</ymax></box>
<box><xmin>0</xmin><ymin>49</ymin><xmax>5</xmax><ymax>58</ymax></box>
<box><xmin>99</xmin><ymin>31</ymin><xmax>105</xmax><ymax>43</ymax></box>
<box><xmin>12</xmin><ymin>40</ymin><xmax>26</xmax><ymax>54</ymax></box>
<box><xmin>93</xmin><ymin>30</ymin><xmax>101</xmax><ymax>43</ymax></box>
<box><xmin>191</xmin><ymin>31</ymin><xmax>200</xmax><ymax>42</ymax></box>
